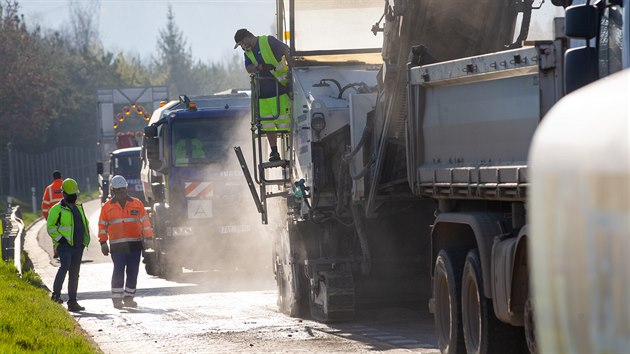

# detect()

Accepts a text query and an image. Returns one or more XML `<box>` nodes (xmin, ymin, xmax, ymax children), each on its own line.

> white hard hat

<box><xmin>111</xmin><ymin>175</ymin><xmax>128</xmax><ymax>189</ymax></box>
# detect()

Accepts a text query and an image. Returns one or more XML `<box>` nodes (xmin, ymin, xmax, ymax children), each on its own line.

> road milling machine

<box><xmin>237</xmin><ymin>1</ymin><xmax>575</xmax><ymax>353</ymax></box>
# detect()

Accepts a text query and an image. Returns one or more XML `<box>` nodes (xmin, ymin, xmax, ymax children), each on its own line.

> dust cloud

<box><xmin>165</xmin><ymin>109</ymin><xmax>280</xmax><ymax>293</ymax></box>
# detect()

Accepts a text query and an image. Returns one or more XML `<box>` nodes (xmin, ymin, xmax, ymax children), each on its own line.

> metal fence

<box><xmin>0</xmin><ymin>146</ymin><xmax>97</xmax><ymax>209</ymax></box>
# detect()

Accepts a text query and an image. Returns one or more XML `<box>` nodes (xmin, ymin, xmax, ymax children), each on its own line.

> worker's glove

<box><xmin>100</xmin><ymin>242</ymin><xmax>109</xmax><ymax>256</ymax></box>
<box><xmin>259</xmin><ymin>63</ymin><xmax>276</xmax><ymax>72</ymax></box>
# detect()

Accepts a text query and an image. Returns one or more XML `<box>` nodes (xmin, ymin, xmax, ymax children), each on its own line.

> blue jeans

<box><xmin>111</xmin><ymin>250</ymin><xmax>141</xmax><ymax>299</ymax></box>
<box><xmin>53</xmin><ymin>243</ymin><xmax>84</xmax><ymax>301</ymax></box>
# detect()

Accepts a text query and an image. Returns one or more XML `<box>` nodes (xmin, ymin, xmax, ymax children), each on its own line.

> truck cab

<box><xmin>97</xmin><ymin>147</ymin><xmax>144</xmax><ymax>203</ymax></box>
<box><xmin>109</xmin><ymin>147</ymin><xmax>144</xmax><ymax>201</ymax></box>
<box><xmin>141</xmin><ymin>93</ymin><xmax>266</xmax><ymax>278</ymax></box>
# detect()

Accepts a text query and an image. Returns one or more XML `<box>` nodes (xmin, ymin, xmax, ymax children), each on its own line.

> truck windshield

<box><xmin>113</xmin><ymin>155</ymin><xmax>141</xmax><ymax>176</ymax></box>
<box><xmin>171</xmin><ymin>116</ymin><xmax>249</xmax><ymax>166</ymax></box>
<box><xmin>289</xmin><ymin>0</ymin><xmax>383</xmax><ymax>54</ymax></box>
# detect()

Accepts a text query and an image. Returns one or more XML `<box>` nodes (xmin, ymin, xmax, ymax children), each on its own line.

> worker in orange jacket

<box><xmin>41</xmin><ymin>170</ymin><xmax>64</xmax><ymax>258</ymax></box>
<box><xmin>98</xmin><ymin>175</ymin><xmax>154</xmax><ymax>309</ymax></box>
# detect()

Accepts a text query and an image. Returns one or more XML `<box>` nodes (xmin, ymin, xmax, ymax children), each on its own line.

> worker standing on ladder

<box><xmin>234</xmin><ymin>28</ymin><xmax>292</xmax><ymax>162</ymax></box>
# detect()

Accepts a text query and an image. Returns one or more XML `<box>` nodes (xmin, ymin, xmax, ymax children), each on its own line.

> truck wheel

<box><xmin>309</xmin><ymin>270</ymin><xmax>354</xmax><ymax>322</ymax></box>
<box><xmin>433</xmin><ymin>248</ymin><xmax>467</xmax><ymax>354</ymax></box>
<box><xmin>143</xmin><ymin>250</ymin><xmax>159</xmax><ymax>276</ymax></box>
<box><xmin>276</xmin><ymin>262</ymin><xmax>301</xmax><ymax>317</ymax></box>
<box><xmin>524</xmin><ymin>298</ymin><xmax>538</xmax><ymax>354</ymax></box>
<box><xmin>461</xmin><ymin>248</ymin><xmax>525</xmax><ymax>354</ymax></box>
<box><xmin>163</xmin><ymin>260</ymin><xmax>182</xmax><ymax>280</ymax></box>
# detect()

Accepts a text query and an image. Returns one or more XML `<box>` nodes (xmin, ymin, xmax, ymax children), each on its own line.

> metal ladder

<box><xmin>234</xmin><ymin>74</ymin><xmax>291</xmax><ymax>224</ymax></box>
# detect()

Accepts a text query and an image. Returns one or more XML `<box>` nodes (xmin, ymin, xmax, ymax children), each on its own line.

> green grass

<box><xmin>1</xmin><ymin>193</ymin><xmax>102</xmax><ymax>353</ymax></box>
<box><xmin>0</xmin><ymin>261</ymin><xmax>99</xmax><ymax>353</ymax></box>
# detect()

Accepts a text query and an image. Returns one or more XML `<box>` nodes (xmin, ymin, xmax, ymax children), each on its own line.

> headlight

<box><xmin>311</xmin><ymin>113</ymin><xmax>326</xmax><ymax>133</ymax></box>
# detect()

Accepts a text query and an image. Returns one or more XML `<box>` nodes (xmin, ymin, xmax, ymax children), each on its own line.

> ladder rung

<box><xmin>260</xmin><ymin>160</ymin><xmax>289</xmax><ymax>169</ymax></box>
<box><xmin>261</xmin><ymin>178</ymin><xmax>290</xmax><ymax>185</ymax></box>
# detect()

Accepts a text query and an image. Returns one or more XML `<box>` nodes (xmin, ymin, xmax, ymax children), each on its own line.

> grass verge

<box><xmin>0</xmin><ymin>261</ymin><xmax>99</xmax><ymax>353</ymax></box>
<box><xmin>1</xmin><ymin>194</ymin><xmax>102</xmax><ymax>353</ymax></box>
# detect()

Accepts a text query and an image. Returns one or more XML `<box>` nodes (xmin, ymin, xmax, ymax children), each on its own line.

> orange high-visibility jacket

<box><xmin>41</xmin><ymin>179</ymin><xmax>64</xmax><ymax>219</ymax></box>
<box><xmin>98</xmin><ymin>197</ymin><xmax>153</xmax><ymax>245</ymax></box>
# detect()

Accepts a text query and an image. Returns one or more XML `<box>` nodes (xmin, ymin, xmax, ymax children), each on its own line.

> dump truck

<box><xmin>235</xmin><ymin>0</ymin><xmax>592</xmax><ymax>353</ymax></box>
<box><xmin>141</xmin><ymin>93</ymin><xmax>269</xmax><ymax>278</ymax></box>
<box><xmin>529</xmin><ymin>1</ymin><xmax>630</xmax><ymax>353</ymax></box>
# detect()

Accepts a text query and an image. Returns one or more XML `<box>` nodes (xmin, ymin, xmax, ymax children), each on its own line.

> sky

<box><xmin>16</xmin><ymin>0</ymin><xmax>277</xmax><ymax>64</ymax></box>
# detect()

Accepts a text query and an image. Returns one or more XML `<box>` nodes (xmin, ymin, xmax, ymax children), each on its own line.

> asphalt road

<box><xmin>26</xmin><ymin>199</ymin><xmax>439</xmax><ymax>353</ymax></box>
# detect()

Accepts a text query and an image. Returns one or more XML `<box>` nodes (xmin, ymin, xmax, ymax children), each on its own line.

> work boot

<box><xmin>67</xmin><ymin>300</ymin><xmax>85</xmax><ymax>312</ymax></box>
<box><xmin>51</xmin><ymin>293</ymin><xmax>63</xmax><ymax>304</ymax></box>
<box><xmin>123</xmin><ymin>296</ymin><xmax>138</xmax><ymax>308</ymax></box>
<box><xmin>112</xmin><ymin>298</ymin><xmax>124</xmax><ymax>309</ymax></box>
<box><xmin>269</xmin><ymin>151</ymin><xmax>281</xmax><ymax>162</ymax></box>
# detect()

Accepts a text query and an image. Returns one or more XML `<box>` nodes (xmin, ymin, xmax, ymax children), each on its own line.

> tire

<box><xmin>433</xmin><ymin>248</ymin><xmax>467</xmax><ymax>354</ymax></box>
<box><xmin>163</xmin><ymin>261</ymin><xmax>182</xmax><ymax>280</ymax></box>
<box><xmin>461</xmin><ymin>249</ymin><xmax>525</xmax><ymax>354</ymax></box>
<box><xmin>275</xmin><ymin>220</ymin><xmax>307</xmax><ymax>317</ymax></box>
<box><xmin>143</xmin><ymin>250</ymin><xmax>159</xmax><ymax>276</ymax></box>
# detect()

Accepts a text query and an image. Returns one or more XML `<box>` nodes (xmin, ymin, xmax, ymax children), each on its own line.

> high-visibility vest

<box><xmin>47</xmin><ymin>201</ymin><xmax>91</xmax><ymax>247</ymax></box>
<box><xmin>245</xmin><ymin>35</ymin><xmax>290</xmax><ymax>86</ymax></box>
<box><xmin>98</xmin><ymin>197</ymin><xmax>154</xmax><ymax>245</ymax></box>
<box><xmin>42</xmin><ymin>179</ymin><xmax>64</xmax><ymax>219</ymax></box>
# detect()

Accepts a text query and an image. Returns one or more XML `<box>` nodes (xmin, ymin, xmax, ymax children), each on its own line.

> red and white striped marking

<box><xmin>184</xmin><ymin>182</ymin><xmax>213</xmax><ymax>198</ymax></box>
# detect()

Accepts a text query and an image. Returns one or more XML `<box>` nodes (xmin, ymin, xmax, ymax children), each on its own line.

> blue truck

<box><xmin>140</xmin><ymin>93</ymin><xmax>268</xmax><ymax>278</ymax></box>
<box><xmin>97</xmin><ymin>147</ymin><xmax>144</xmax><ymax>203</ymax></box>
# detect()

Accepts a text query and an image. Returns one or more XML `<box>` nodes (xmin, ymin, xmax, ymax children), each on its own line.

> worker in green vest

<box><xmin>174</xmin><ymin>133</ymin><xmax>206</xmax><ymax>165</ymax></box>
<box><xmin>47</xmin><ymin>178</ymin><xmax>90</xmax><ymax>312</ymax></box>
<box><xmin>234</xmin><ymin>28</ymin><xmax>292</xmax><ymax>162</ymax></box>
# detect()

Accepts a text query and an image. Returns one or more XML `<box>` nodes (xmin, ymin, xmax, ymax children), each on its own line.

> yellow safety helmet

<box><xmin>61</xmin><ymin>178</ymin><xmax>79</xmax><ymax>194</ymax></box>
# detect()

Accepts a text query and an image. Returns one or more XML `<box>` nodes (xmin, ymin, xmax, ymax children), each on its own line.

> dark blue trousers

<box><xmin>110</xmin><ymin>249</ymin><xmax>141</xmax><ymax>299</ymax></box>
<box><xmin>53</xmin><ymin>243</ymin><xmax>84</xmax><ymax>301</ymax></box>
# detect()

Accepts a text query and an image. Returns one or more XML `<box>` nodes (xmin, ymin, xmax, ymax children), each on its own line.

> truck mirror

<box><xmin>96</xmin><ymin>162</ymin><xmax>103</xmax><ymax>175</ymax></box>
<box><xmin>565</xmin><ymin>4</ymin><xmax>598</xmax><ymax>39</ymax></box>
<box><xmin>146</xmin><ymin>138</ymin><xmax>160</xmax><ymax>162</ymax></box>
<box><xmin>564</xmin><ymin>46</ymin><xmax>598</xmax><ymax>94</ymax></box>
<box><xmin>144</xmin><ymin>125</ymin><xmax>158</xmax><ymax>138</ymax></box>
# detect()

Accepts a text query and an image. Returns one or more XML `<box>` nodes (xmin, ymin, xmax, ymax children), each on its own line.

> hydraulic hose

<box><xmin>350</xmin><ymin>203</ymin><xmax>371</xmax><ymax>276</ymax></box>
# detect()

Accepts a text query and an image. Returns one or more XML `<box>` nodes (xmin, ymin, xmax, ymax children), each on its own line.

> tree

<box><xmin>0</xmin><ymin>1</ymin><xmax>54</xmax><ymax>145</ymax></box>
<box><xmin>69</xmin><ymin>0</ymin><xmax>100</xmax><ymax>53</ymax></box>
<box><xmin>155</xmin><ymin>5</ymin><xmax>200</xmax><ymax>97</ymax></box>
<box><xmin>196</xmin><ymin>53</ymin><xmax>251</xmax><ymax>94</ymax></box>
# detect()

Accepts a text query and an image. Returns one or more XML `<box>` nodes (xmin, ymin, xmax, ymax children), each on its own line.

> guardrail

<box><xmin>1</xmin><ymin>205</ymin><xmax>25</xmax><ymax>276</ymax></box>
